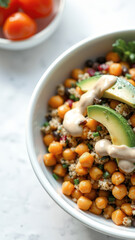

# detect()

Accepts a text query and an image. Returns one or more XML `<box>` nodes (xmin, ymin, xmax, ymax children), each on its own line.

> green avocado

<box><xmin>77</xmin><ymin>75</ymin><xmax>135</xmax><ymax>108</ymax></box>
<box><xmin>87</xmin><ymin>105</ymin><xmax>135</xmax><ymax>147</ymax></box>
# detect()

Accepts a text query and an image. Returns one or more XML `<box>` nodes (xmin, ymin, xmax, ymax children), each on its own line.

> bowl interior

<box><xmin>27</xmin><ymin>30</ymin><xmax>135</xmax><ymax>239</ymax></box>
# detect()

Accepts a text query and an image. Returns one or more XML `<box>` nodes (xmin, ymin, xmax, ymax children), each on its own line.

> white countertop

<box><xmin>1</xmin><ymin>0</ymin><xmax>135</xmax><ymax>239</ymax></box>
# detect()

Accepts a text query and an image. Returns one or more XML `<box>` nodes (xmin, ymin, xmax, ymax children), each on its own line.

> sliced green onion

<box><xmin>98</xmin><ymin>164</ymin><xmax>104</xmax><ymax>170</ymax></box>
<box><xmin>93</xmin><ymin>132</ymin><xmax>100</xmax><ymax>137</ymax></box>
<box><xmin>74</xmin><ymin>178</ymin><xmax>79</xmax><ymax>185</ymax></box>
<box><xmin>125</xmin><ymin>73</ymin><xmax>132</xmax><ymax>79</ymax></box>
<box><xmin>69</xmin><ymin>94</ymin><xmax>75</xmax><ymax>100</ymax></box>
<box><xmin>87</xmin><ymin>143</ymin><xmax>93</xmax><ymax>150</ymax></box>
<box><xmin>97</xmin><ymin>126</ymin><xmax>102</xmax><ymax>131</ymax></box>
<box><xmin>43</xmin><ymin>121</ymin><xmax>49</xmax><ymax>127</ymax></box>
<box><xmin>62</xmin><ymin>164</ymin><xmax>68</xmax><ymax>168</ymax></box>
<box><xmin>103</xmin><ymin>171</ymin><xmax>110</xmax><ymax>179</ymax></box>
<box><xmin>53</xmin><ymin>173</ymin><xmax>59</xmax><ymax>180</ymax></box>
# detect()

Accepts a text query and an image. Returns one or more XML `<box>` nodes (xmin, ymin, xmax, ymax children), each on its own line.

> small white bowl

<box><xmin>0</xmin><ymin>0</ymin><xmax>65</xmax><ymax>50</ymax></box>
<box><xmin>26</xmin><ymin>30</ymin><xmax>135</xmax><ymax>239</ymax></box>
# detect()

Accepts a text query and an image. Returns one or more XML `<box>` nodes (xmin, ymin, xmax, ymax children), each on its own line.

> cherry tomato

<box><xmin>0</xmin><ymin>0</ymin><xmax>18</xmax><ymax>26</ymax></box>
<box><xmin>3</xmin><ymin>12</ymin><xmax>37</xmax><ymax>41</ymax></box>
<box><xmin>19</xmin><ymin>0</ymin><xmax>53</xmax><ymax>19</ymax></box>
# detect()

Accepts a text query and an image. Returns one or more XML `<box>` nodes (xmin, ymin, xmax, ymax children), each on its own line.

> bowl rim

<box><xmin>0</xmin><ymin>0</ymin><xmax>65</xmax><ymax>50</ymax></box>
<box><xmin>26</xmin><ymin>29</ymin><xmax>135</xmax><ymax>239</ymax></box>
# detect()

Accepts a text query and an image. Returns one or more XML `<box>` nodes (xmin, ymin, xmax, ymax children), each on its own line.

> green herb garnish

<box><xmin>97</xmin><ymin>126</ymin><xmax>102</xmax><ymax>131</ymax></box>
<box><xmin>113</xmin><ymin>39</ymin><xmax>135</xmax><ymax>63</ymax></box>
<box><xmin>69</xmin><ymin>94</ymin><xmax>79</xmax><ymax>101</ymax></box>
<box><xmin>0</xmin><ymin>0</ymin><xmax>9</xmax><ymax>7</ymax></box>
<box><xmin>101</xmin><ymin>156</ymin><xmax>109</xmax><ymax>161</ymax></box>
<box><xmin>74</xmin><ymin>179</ymin><xmax>79</xmax><ymax>185</ymax></box>
<box><xmin>93</xmin><ymin>132</ymin><xmax>100</xmax><ymax>137</ymax></box>
<box><xmin>43</xmin><ymin>121</ymin><xmax>49</xmax><ymax>127</ymax></box>
<box><xmin>62</xmin><ymin>164</ymin><xmax>68</xmax><ymax>168</ymax></box>
<box><xmin>94</xmin><ymin>72</ymin><xmax>100</xmax><ymax>76</ymax></box>
<box><xmin>98</xmin><ymin>164</ymin><xmax>104</xmax><ymax>170</ymax></box>
<box><xmin>125</xmin><ymin>73</ymin><xmax>132</xmax><ymax>79</ymax></box>
<box><xmin>53</xmin><ymin>173</ymin><xmax>59</xmax><ymax>180</ymax></box>
<box><xmin>108</xmin><ymin>196</ymin><xmax>115</xmax><ymax>202</ymax></box>
<box><xmin>87</xmin><ymin>143</ymin><xmax>93</xmax><ymax>150</ymax></box>
<box><xmin>103</xmin><ymin>171</ymin><xmax>110</xmax><ymax>179</ymax></box>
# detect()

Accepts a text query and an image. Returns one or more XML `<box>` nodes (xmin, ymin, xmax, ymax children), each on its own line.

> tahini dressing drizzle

<box><xmin>63</xmin><ymin>75</ymin><xmax>135</xmax><ymax>173</ymax></box>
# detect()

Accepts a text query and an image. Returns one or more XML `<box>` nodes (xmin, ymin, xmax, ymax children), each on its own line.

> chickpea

<box><xmin>58</xmin><ymin>104</ymin><xmax>70</xmax><ymax>119</ymax></box>
<box><xmin>77</xmin><ymin>196</ymin><xmax>92</xmax><ymax>211</ymax></box>
<box><xmin>112</xmin><ymin>185</ymin><xmax>127</xmax><ymax>200</ymax></box>
<box><xmin>84</xmin><ymin>189</ymin><xmax>97</xmax><ymax>200</ymax></box>
<box><xmin>89</xmin><ymin>201</ymin><xmax>102</xmax><ymax>215</ymax></box>
<box><xmin>129</xmin><ymin>68</ymin><xmax>135</xmax><ymax>79</ymax></box>
<box><xmin>48</xmin><ymin>141</ymin><xmax>63</xmax><ymax>155</ymax></box>
<box><xmin>43</xmin><ymin>153</ymin><xmax>56</xmax><ymax>166</ymax></box>
<box><xmin>128</xmin><ymin>79</ymin><xmax>135</xmax><ymax>86</ymax></box>
<box><xmin>109</xmin><ymin>63</ymin><xmax>122</xmax><ymax>76</ymax></box>
<box><xmin>98</xmin><ymin>190</ymin><xmax>109</xmax><ymax>197</ymax></box>
<box><xmin>71</xmin><ymin>69</ymin><xmax>83</xmax><ymax>80</ymax></box>
<box><xmin>106</xmin><ymin>52</ymin><xmax>120</xmax><ymax>63</ymax></box>
<box><xmin>112</xmin><ymin>209</ymin><xmax>126</xmax><ymax>226</ymax></box>
<box><xmin>64</xmin><ymin>78</ymin><xmax>77</xmax><ymax>88</ymax></box>
<box><xmin>104</xmin><ymin>205</ymin><xmax>114</xmax><ymax>219</ymax></box>
<box><xmin>48</xmin><ymin>95</ymin><xmax>64</xmax><ymax>108</ymax></box>
<box><xmin>53</xmin><ymin>164</ymin><xmax>66</xmax><ymax>177</ymax></box>
<box><xmin>131</xmin><ymin>174</ymin><xmax>135</xmax><ymax>185</ymax></box>
<box><xmin>81</xmin><ymin>127</ymin><xmax>89</xmax><ymax>140</ymax></box>
<box><xmin>71</xmin><ymin>189</ymin><xmax>82</xmax><ymax>200</ymax></box>
<box><xmin>62</xmin><ymin>181</ymin><xmax>74</xmax><ymax>195</ymax></box>
<box><xmin>121</xmin><ymin>203</ymin><xmax>132</xmax><ymax>216</ymax></box>
<box><xmin>64</xmin><ymin>174</ymin><xmax>74</xmax><ymax>184</ymax></box>
<box><xmin>128</xmin><ymin>186</ymin><xmax>135</xmax><ymax>200</ymax></box>
<box><xmin>111</xmin><ymin>172</ymin><xmax>125</xmax><ymax>185</ymax></box>
<box><xmin>110</xmin><ymin>100</ymin><xmax>120</xmax><ymax>110</ymax></box>
<box><xmin>79</xmin><ymin>180</ymin><xmax>92</xmax><ymax>194</ymax></box>
<box><xmin>86</xmin><ymin>119</ymin><xmax>98</xmax><ymax>132</ymax></box>
<box><xmin>75</xmin><ymin>143</ymin><xmax>89</xmax><ymax>156</ymax></box>
<box><xmin>76</xmin><ymin>86</ymin><xmax>84</xmax><ymax>95</ymax></box>
<box><xmin>79</xmin><ymin>152</ymin><xmax>94</xmax><ymax>168</ymax></box>
<box><xmin>75</xmin><ymin>162</ymin><xmax>88</xmax><ymax>176</ymax></box>
<box><xmin>43</xmin><ymin>134</ymin><xmax>55</xmax><ymax>146</ymax></box>
<box><xmin>89</xmin><ymin>167</ymin><xmax>103</xmax><ymax>180</ymax></box>
<box><xmin>104</xmin><ymin>160</ymin><xmax>117</xmax><ymax>175</ymax></box>
<box><xmin>95</xmin><ymin>197</ymin><xmax>108</xmax><ymax>209</ymax></box>
<box><xmin>63</xmin><ymin>148</ymin><xmax>76</xmax><ymax>161</ymax></box>
<box><xmin>130</xmin><ymin>114</ymin><xmax>135</xmax><ymax>128</ymax></box>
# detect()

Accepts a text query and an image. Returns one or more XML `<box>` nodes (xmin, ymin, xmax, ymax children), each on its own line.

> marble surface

<box><xmin>1</xmin><ymin>0</ymin><xmax>135</xmax><ymax>239</ymax></box>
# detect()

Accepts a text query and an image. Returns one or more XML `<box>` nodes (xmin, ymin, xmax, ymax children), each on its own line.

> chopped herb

<box><xmin>93</xmin><ymin>132</ymin><xmax>100</xmax><ymax>137</ymax></box>
<box><xmin>94</xmin><ymin>71</ymin><xmax>100</xmax><ymax>76</ymax></box>
<box><xmin>74</xmin><ymin>178</ymin><xmax>79</xmax><ymax>185</ymax></box>
<box><xmin>62</xmin><ymin>164</ymin><xmax>68</xmax><ymax>168</ymax></box>
<box><xmin>97</xmin><ymin>126</ymin><xmax>102</xmax><ymax>131</ymax></box>
<box><xmin>53</xmin><ymin>173</ymin><xmax>59</xmax><ymax>180</ymax></box>
<box><xmin>69</xmin><ymin>94</ymin><xmax>79</xmax><ymax>101</ymax></box>
<box><xmin>112</xmin><ymin>87</ymin><xmax>115</xmax><ymax>90</ymax></box>
<box><xmin>112</xmin><ymin>39</ymin><xmax>135</xmax><ymax>63</ymax></box>
<box><xmin>0</xmin><ymin>0</ymin><xmax>9</xmax><ymax>8</ymax></box>
<box><xmin>87</xmin><ymin>143</ymin><xmax>93</xmax><ymax>150</ymax></box>
<box><xmin>101</xmin><ymin>156</ymin><xmax>109</xmax><ymax>161</ymax></box>
<box><xmin>125</xmin><ymin>73</ymin><xmax>132</xmax><ymax>79</ymax></box>
<box><xmin>66</xmin><ymin>139</ymin><xmax>69</xmax><ymax>145</ymax></box>
<box><xmin>43</xmin><ymin>121</ymin><xmax>49</xmax><ymax>127</ymax></box>
<box><xmin>133</xmin><ymin>163</ymin><xmax>135</xmax><ymax>165</ymax></box>
<box><xmin>118</xmin><ymin>86</ymin><xmax>122</xmax><ymax>89</ymax></box>
<box><xmin>103</xmin><ymin>171</ymin><xmax>110</xmax><ymax>179</ymax></box>
<box><xmin>108</xmin><ymin>196</ymin><xmax>115</xmax><ymax>202</ymax></box>
<box><xmin>98</xmin><ymin>164</ymin><xmax>104</xmax><ymax>170</ymax></box>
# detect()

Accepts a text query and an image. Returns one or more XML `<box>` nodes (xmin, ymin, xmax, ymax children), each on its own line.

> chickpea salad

<box><xmin>41</xmin><ymin>39</ymin><xmax>135</xmax><ymax>227</ymax></box>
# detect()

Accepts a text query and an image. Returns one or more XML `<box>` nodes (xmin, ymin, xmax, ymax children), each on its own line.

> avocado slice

<box><xmin>87</xmin><ymin>105</ymin><xmax>135</xmax><ymax>147</ymax></box>
<box><xmin>77</xmin><ymin>75</ymin><xmax>135</xmax><ymax>108</ymax></box>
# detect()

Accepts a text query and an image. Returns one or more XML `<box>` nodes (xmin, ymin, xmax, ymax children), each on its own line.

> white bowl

<box><xmin>26</xmin><ymin>30</ymin><xmax>135</xmax><ymax>239</ymax></box>
<box><xmin>0</xmin><ymin>0</ymin><xmax>65</xmax><ymax>50</ymax></box>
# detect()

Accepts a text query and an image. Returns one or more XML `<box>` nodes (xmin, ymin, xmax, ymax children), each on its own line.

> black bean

<box><xmin>65</xmin><ymin>87</ymin><xmax>70</xmax><ymax>97</ymax></box>
<box><xmin>46</xmin><ymin>115</ymin><xmax>52</xmax><ymax>121</ymax></box>
<box><xmin>122</xmin><ymin>66</ymin><xmax>129</xmax><ymax>76</ymax></box>
<box><xmin>92</xmin><ymin>62</ymin><xmax>99</xmax><ymax>71</ymax></box>
<box><xmin>53</xmin><ymin>131</ymin><xmax>60</xmax><ymax>140</ymax></box>
<box><xmin>96</xmin><ymin>56</ymin><xmax>106</xmax><ymax>64</ymax></box>
<box><xmin>85</xmin><ymin>59</ymin><xmax>93</xmax><ymax>68</ymax></box>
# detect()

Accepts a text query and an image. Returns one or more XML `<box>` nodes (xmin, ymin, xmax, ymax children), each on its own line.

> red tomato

<box><xmin>0</xmin><ymin>0</ymin><xmax>18</xmax><ymax>26</ymax></box>
<box><xmin>19</xmin><ymin>0</ymin><xmax>53</xmax><ymax>19</ymax></box>
<box><xmin>3</xmin><ymin>12</ymin><xmax>37</xmax><ymax>41</ymax></box>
